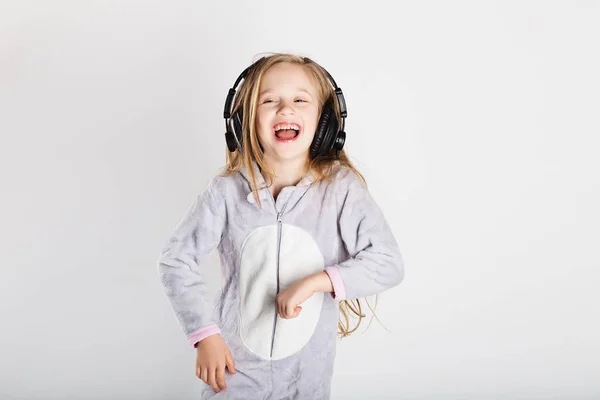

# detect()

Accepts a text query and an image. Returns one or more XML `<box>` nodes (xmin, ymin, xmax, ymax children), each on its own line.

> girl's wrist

<box><xmin>307</xmin><ymin>271</ymin><xmax>334</xmax><ymax>294</ymax></box>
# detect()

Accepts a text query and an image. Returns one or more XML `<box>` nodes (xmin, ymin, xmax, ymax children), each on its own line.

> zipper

<box><xmin>262</xmin><ymin>171</ymin><xmax>309</xmax><ymax>358</ymax></box>
<box><xmin>268</xmin><ymin>190</ymin><xmax>294</xmax><ymax>359</ymax></box>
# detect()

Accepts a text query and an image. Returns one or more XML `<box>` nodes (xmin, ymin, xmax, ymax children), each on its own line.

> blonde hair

<box><xmin>219</xmin><ymin>52</ymin><xmax>380</xmax><ymax>338</ymax></box>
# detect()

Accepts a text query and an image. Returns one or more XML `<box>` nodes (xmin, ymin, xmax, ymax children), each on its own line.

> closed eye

<box><xmin>261</xmin><ymin>98</ymin><xmax>308</xmax><ymax>104</ymax></box>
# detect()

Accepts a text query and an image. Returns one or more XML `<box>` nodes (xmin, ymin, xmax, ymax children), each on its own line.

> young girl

<box><xmin>157</xmin><ymin>53</ymin><xmax>404</xmax><ymax>399</ymax></box>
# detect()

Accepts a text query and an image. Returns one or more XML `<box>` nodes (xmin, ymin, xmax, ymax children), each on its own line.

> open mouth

<box><xmin>273</xmin><ymin>122</ymin><xmax>301</xmax><ymax>142</ymax></box>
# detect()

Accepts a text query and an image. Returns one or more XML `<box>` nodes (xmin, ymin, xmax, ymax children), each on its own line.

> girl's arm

<box><xmin>324</xmin><ymin>173</ymin><xmax>404</xmax><ymax>301</ymax></box>
<box><xmin>157</xmin><ymin>179</ymin><xmax>225</xmax><ymax>348</ymax></box>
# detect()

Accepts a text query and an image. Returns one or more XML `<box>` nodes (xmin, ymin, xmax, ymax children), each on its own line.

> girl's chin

<box><xmin>264</xmin><ymin>148</ymin><xmax>310</xmax><ymax>161</ymax></box>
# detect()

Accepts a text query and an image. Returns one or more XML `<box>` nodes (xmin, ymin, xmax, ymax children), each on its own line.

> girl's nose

<box><xmin>277</xmin><ymin>100</ymin><xmax>295</xmax><ymax>115</ymax></box>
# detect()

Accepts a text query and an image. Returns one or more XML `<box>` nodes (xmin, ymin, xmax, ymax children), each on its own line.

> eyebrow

<box><xmin>259</xmin><ymin>88</ymin><xmax>313</xmax><ymax>97</ymax></box>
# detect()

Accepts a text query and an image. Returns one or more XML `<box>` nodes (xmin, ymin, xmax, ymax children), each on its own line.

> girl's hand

<box><xmin>276</xmin><ymin>276</ymin><xmax>315</xmax><ymax>319</ymax></box>
<box><xmin>195</xmin><ymin>334</ymin><xmax>236</xmax><ymax>393</ymax></box>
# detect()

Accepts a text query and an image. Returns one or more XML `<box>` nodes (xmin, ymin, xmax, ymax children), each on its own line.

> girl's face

<box><xmin>256</xmin><ymin>62</ymin><xmax>319</xmax><ymax>164</ymax></box>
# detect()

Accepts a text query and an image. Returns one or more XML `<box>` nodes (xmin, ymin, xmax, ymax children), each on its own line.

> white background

<box><xmin>1</xmin><ymin>1</ymin><xmax>599</xmax><ymax>399</ymax></box>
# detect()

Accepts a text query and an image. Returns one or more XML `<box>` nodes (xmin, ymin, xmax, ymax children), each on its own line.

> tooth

<box><xmin>274</xmin><ymin>124</ymin><xmax>301</xmax><ymax>131</ymax></box>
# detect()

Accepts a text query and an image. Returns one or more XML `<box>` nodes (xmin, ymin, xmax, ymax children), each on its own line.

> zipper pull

<box><xmin>277</xmin><ymin>211</ymin><xmax>282</xmax><ymax>223</ymax></box>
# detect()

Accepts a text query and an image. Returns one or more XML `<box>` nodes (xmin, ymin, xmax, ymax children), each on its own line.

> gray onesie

<box><xmin>157</xmin><ymin>161</ymin><xmax>404</xmax><ymax>399</ymax></box>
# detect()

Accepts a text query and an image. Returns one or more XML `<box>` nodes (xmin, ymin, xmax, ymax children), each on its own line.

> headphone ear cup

<box><xmin>231</xmin><ymin>110</ymin><xmax>243</xmax><ymax>150</ymax></box>
<box><xmin>310</xmin><ymin>102</ymin><xmax>339</xmax><ymax>159</ymax></box>
<box><xmin>333</xmin><ymin>130</ymin><xmax>346</xmax><ymax>151</ymax></box>
<box><xmin>225</xmin><ymin>130</ymin><xmax>237</xmax><ymax>152</ymax></box>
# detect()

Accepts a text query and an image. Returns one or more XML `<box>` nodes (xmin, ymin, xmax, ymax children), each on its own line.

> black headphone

<box><xmin>223</xmin><ymin>57</ymin><xmax>347</xmax><ymax>159</ymax></box>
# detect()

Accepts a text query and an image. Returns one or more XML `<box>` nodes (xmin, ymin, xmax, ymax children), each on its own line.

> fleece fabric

<box><xmin>157</xmin><ymin>161</ymin><xmax>404</xmax><ymax>399</ymax></box>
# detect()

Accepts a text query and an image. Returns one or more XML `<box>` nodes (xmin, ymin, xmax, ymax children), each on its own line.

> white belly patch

<box><xmin>238</xmin><ymin>223</ymin><xmax>325</xmax><ymax>360</ymax></box>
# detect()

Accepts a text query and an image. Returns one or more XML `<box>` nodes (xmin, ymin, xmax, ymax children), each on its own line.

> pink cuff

<box><xmin>188</xmin><ymin>324</ymin><xmax>221</xmax><ymax>348</ymax></box>
<box><xmin>324</xmin><ymin>266</ymin><xmax>347</xmax><ymax>301</ymax></box>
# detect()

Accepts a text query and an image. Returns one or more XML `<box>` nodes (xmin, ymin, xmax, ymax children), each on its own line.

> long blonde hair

<box><xmin>220</xmin><ymin>53</ymin><xmax>380</xmax><ymax>338</ymax></box>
